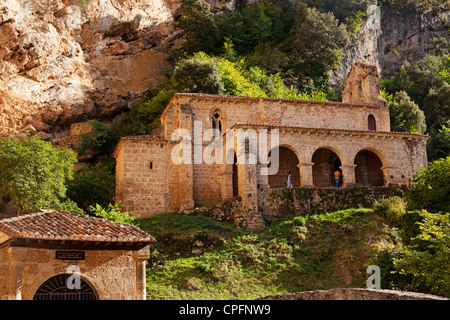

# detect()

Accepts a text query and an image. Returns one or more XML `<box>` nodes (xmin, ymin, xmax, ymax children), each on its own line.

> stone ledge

<box><xmin>258</xmin><ymin>288</ymin><xmax>449</xmax><ymax>300</ymax></box>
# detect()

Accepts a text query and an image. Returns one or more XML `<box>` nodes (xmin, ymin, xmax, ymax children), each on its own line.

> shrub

<box><xmin>373</xmin><ymin>196</ymin><xmax>407</xmax><ymax>225</ymax></box>
<box><xmin>408</xmin><ymin>156</ymin><xmax>450</xmax><ymax>213</ymax></box>
<box><xmin>65</xmin><ymin>160</ymin><xmax>116</xmax><ymax>211</ymax></box>
<box><xmin>79</xmin><ymin>120</ymin><xmax>114</xmax><ymax>156</ymax></box>
<box><xmin>90</xmin><ymin>203</ymin><xmax>138</xmax><ymax>225</ymax></box>
<box><xmin>293</xmin><ymin>216</ymin><xmax>306</xmax><ymax>227</ymax></box>
<box><xmin>394</xmin><ymin>210</ymin><xmax>450</xmax><ymax>297</ymax></box>
<box><xmin>0</xmin><ymin>137</ymin><xmax>77</xmax><ymax>214</ymax></box>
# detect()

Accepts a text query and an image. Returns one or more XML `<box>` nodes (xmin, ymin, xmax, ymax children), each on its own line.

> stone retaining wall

<box><xmin>263</xmin><ymin>185</ymin><xmax>409</xmax><ymax>221</ymax></box>
<box><xmin>258</xmin><ymin>288</ymin><xmax>448</xmax><ymax>300</ymax></box>
<box><xmin>182</xmin><ymin>197</ymin><xmax>265</xmax><ymax>232</ymax></box>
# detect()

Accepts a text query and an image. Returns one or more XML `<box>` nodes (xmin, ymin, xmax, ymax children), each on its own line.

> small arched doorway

<box><xmin>312</xmin><ymin>148</ymin><xmax>343</xmax><ymax>188</ymax></box>
<box><xmin>354</xmin><ymin>150</ymin><xmax>384</xmax><ymax>186</ymax></box>
<box><xmin>267</xmin><ymin>147</ymin><xmax>300</xmax><ymax>189</ymax></box>
<box><xmin>33</xmin><ymin>274</ymin><xmax>99</xmax><ymax>300</ymax></box>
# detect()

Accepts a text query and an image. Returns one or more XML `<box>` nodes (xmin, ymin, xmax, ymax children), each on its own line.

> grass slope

<box><xmin>137</xmin><ymin>208</ymin><xmax>394</xmax><ymax>300</ymax></box>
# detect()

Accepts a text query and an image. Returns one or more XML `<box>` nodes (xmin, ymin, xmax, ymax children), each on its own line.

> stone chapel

<box><xmin>112</xmin><ymin>62</ymin><xmax>429</xmax><ymax>218</ymax></box>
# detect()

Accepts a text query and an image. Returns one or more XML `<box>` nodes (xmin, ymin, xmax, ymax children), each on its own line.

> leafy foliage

<box><xmin>171</xmin><ymin>58</ymin><xmax>224</xmax><ymax>94</ymax></box>
<box><xmin>394</xmin><ymin>210</ymin><xmax>450</xmax><ymax>297</ymax></box>
<box><xmin>175</xmin><ymin>0</ymin><xmax>219</xmax><ymax>54</ymax></box>
<box><xmin>383</xmin><ymin>90</ymin><xmax>427</xmax><ymax>133</ymax></box>
<box><xmin>90</xmin><ymin>202</ymin><xmax>138</xmax><ymax>225</ymax></box>
<box><xmin>427</xmin><ymin>121</ymin><xmax>450</xmax><ymax>162</ymax></box>
<box><xmin>408</xmin><ymin>156</ymin><xmax>450</xmax><ymax>213</ymax></box>
<box><xmin>423</xmin><ymin>82</ymin><xmax>450</xmax><ymax>130</ymax></box>
<box><xmin>79</xmin><ymin>120</ymin><xmax>114</xmax><ymax>156</ymax></box>
<box><xmin>288</xmin><ymin>1</ymin><xmax>349</xmax><ymax>90</ymax></box>
<box><xmin>0</xmin><ymin>137</ymin><xmax>78</xmax><ymax>214</ymax></box>
<box><xmin>65</xmin><ymin>160</ymin><xmax>116</xmax><ymax>211</ymax></box>
<box><xmin>381</xmin><ymin>55</ymin><xmax>444</xmax><ymax>110</ymax></box>
<box><xmin>305</xmin><ymin>0</ymin><xmax>377</xmax><ymax>22</ymax></box>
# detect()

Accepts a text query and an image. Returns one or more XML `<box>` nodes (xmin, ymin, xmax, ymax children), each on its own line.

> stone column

<box><xmin>179</xmin><ymin>162</ymin><xmax>194</xmax><ymax>211</ymax></box>
<box><xmin>341</xmin><ymin>164</ymin><xmax>357</xmax><ymax>187</ymax></box>
<box><xmin>133</xmin><ymin>246</ymin><xmax>150</xmax><ymax>300</ymax></box>
<box><xmin>237</xmin><ymin>163</ymin><xmax>258</xmax><ymax>212</ymax></box>
<box><xmin>7</xmin><ymin>247</ymin><xmax>26</xmax><ymax>300</ymax></box>
<box><xmin>299</xmin><ymin>162</ymin><xmax>314</xmax><ymax>187</ymax></box>
<box><xmin>221</xmin><ymin>165</ymin><xmax>234</xmax><ymax>200</ymax></box>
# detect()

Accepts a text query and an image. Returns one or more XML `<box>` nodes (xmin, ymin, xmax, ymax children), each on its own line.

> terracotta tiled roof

<box><xmin>0</xmin><ymin>210</ymin><xmax>155</xmax><ymax>244</ymax></box>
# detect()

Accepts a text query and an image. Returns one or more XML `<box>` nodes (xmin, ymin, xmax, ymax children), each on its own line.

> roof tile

<box><xmin>0</xmin><ymin>210</ymin><xmax>155</xmax><ymax>244</ymax></box>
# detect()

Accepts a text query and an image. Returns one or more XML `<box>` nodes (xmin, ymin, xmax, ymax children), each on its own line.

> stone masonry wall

<box><xmin>160</xmin><ymin>93</ymin><xmax>392</xmax><ymax>143</ymax></box>
<box><xmin>115</xmin><ymin>138</ymin><xmax>171</xmax><ymax>217</ymax></box>
<box><xmin>182</xmin><ymin>197</ymin><xmax>265</xmax><ymax>232</ymax></box>
<box><xmin>0</xmin><ymin>246</ymin><xmax>144</xmax><ymax>300</ymax></box>
<box><xmin>262</xmin><ymin>185</ymin><xmax>409</xmax><ymax>221</ymax></box>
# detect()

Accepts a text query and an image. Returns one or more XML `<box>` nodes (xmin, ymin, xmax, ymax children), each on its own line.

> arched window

<box><xmin>33</xmin><ymin>274</ymin><xmax>99</xmax><ymax>300</ymax></box>
<box><xmin>212</xmin><ymin>111</ymin><xmax>223</xmax><ymax>137</ymax></box>
<box><xmin>368</xmin><ymin>115</ymin><xmax>376</xmax><ymax>131</ymax></box>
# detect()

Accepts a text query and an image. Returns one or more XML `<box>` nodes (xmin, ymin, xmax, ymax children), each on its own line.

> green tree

<box><xmin>423</xmin><ymin>82</ymin><xmax>450</xmax><ymax>130</ymax></box>
<box><xmin>65</xmin><ymin>160</ymin><xmax>116</xmax><ymax>212</ymax></box>
<box><xmin>305</xmin><ymin>0</ymin><xmax>377</xmax><ymax>22</ymax></box>
<box><xmin>427</xmin><ymin>122</ymin><xmax>450</xmax><ymax>162</ymax></box>
<box><xmin>289</xmin><ymin>1</ymin><xmax>349</xmax><ymax>87</ymax></box>
<box><xmin>175</xmin><ymin>0</ymin><xmax>219</xmax><ymax>54</ymax></box>
<box><xmin>440</xmin><ymin>54</ymin><xmax>450</xmax><ymax>84</ymax></box>
<box><xmin>394</xmin><ymin>210</ymin><xmax>450</xmax><ymax>297</ymax></box>
<box><xmin>381</xmin><ymin>55</ymin><xmax>444</xmax><ymax>109</ymax></box>
<box><xmin>388</xmin><ymin>90</ymin><xmax>427</xmax><ymax>133</ymax></box>
<box><xmin>408</xmin><ymin>156</ymin><xmax>450</xmax><ymax>213</ymax></box>
<box><xmin>171</xmin><ymin>58</ymin><xmax>224</xmax><ymax>94</ymax></box>
<box><xmin>0</xmin><ymin>137</ymin><xmax>78</xmax><ymax>214</ymax></box>
<box><xmin>425</xmin><ymin>37</ymin><xmax>450</xmax><ymax>57</ymax></box>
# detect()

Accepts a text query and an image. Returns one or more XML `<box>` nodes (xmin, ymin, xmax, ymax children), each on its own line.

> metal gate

<box><xmin>33</xmin><ymin>274</ymin><xmax>98</xmax><ymax>300</ymax></box>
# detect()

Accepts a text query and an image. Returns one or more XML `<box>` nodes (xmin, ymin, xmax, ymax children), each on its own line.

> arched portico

<box><xmin>354</xmin><ymin>149</ymin><xmax>385</xmax><ymax>186</ymax></box>
<box><xmin>267</xmin><ymin>146</ymin><xmax>301</xmax><ymax>189</ymax></box>
<box><xmin>311</xmin><ymin>147</ymin><xmax>345</xmax><ymax>188</ymax></box>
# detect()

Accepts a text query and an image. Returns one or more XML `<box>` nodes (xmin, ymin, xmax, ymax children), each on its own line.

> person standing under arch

<box><xmin>334</xmin><ymin>170</ymin><xmax>341</xmax><ymax>188</ymax></box>
<box><xmin>287</xmin><ymin>171</ymin><xmax>293</xmax><ymax>189</ymax></box>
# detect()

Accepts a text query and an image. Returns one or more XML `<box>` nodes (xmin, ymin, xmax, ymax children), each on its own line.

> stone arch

<box><xmin>267</xmin><ymin>145</ymin><xmax>301</xmax><ymax>189</ymax></box>
<box><xmin>352</xmin><ymin>147</ymin><xmax>387</xmax><ymax>169</ymax></box>
<box><xmin>354</xmin><ymin>148</ymin><xmax>385</xmax><ymax>186</ymax></box>
<box><xmin>33</xmin><ymin>273</ymin><xmax>99</xmax><ymax>300</ymax></box>
<box><xmin>311</xmin><ymin>147</ymin><xmax>345</xmax><ymax>188</ymax></box>
<box><xmin>309</xmin><ymin>145</ymin><xmax>346</xmax><ymax>165</ymax></box>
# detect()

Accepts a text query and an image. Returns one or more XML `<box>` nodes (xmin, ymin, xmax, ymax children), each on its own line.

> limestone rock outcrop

<box><xmin>0</xmin><ymin>0</ymin><xmax>180</xmax><ymax>137</ymax></box>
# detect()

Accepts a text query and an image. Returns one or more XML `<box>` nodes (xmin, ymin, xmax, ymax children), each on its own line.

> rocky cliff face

<box><xmin>0</xmin><ymin>0</ymin><xmax>181</xmax><ymax>140</ymax></box>
<box><xmin>1</xmin><ymin>1</ymin><xmax>448</xmax><ymax>139</ymax></box>
<box><xmin>331</xmin><ymin>2</ymin><xmax>450</xmax><ymax>89</ymax></box>
<box><xmin>378</xmin><ymin>2</ymin><xmax>450</xmax><ymax>79</ymax></box>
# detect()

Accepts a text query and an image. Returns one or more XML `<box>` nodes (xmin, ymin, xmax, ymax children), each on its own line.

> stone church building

<box><xmin>113</xmin><ymin>62</ymin><xmax>428</xmax><ymax>218</ymax></box>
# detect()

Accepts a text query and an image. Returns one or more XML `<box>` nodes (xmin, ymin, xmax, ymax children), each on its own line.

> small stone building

<box><xmin>113</xmin><ymin>62</ymin><xmax>429</xmax><ymax>218</ymax></box>
<box><xmin>0</xmin><ymin>210</ymin><xmax>155</xmax><ymax>300</ymax></box>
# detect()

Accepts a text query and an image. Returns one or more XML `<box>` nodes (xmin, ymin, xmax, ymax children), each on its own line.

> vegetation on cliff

<box><xmin>139</xmin><ymin>156</ymin><xmax>450</xmax><ymax>299</ymax></box>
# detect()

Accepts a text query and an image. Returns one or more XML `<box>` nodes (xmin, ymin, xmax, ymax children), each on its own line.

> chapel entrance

<box><xmin>267</xmin><ymin>147</ymin><xmax>300</xmax><ymax>189</ymax></box>
<box><xmin>312</xmin><ymin>148</ymin><xmax>343</xmax><ymax>188</ymax></box>
<box><xmin>354</xmin><ymin>150</ymin><xmax>384</xmax><ymax>186</ymax></box>
<box><xmin>33</xmin><ymin>274</ymin><xmax>99</xmax><ymax>300</ymax></box>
